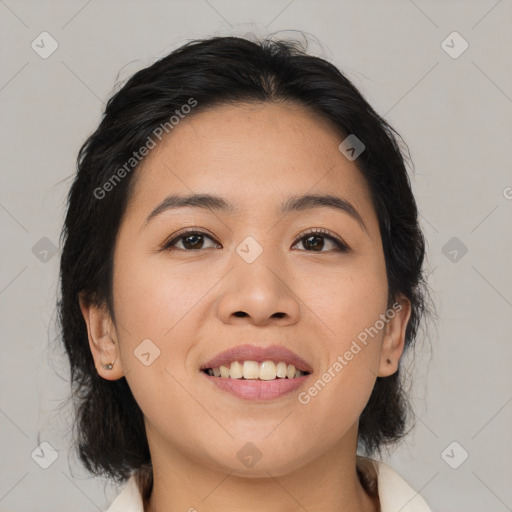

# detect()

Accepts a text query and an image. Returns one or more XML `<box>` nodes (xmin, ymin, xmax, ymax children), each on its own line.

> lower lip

<box><xmin>200</xmin><ymin>371</ymin><xmax>311</xmax><ymax>400</ymax></box>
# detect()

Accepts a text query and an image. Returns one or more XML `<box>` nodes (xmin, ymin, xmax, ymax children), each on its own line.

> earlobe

<box><xmin>377</xmin><ymin>298</ymin><xmax>412</xmax><ymax>377</ymax></box>
<box><xmin>78</xmin><ymin>292</ymin><xmax>123</xmax><ymax>380</ymax></box>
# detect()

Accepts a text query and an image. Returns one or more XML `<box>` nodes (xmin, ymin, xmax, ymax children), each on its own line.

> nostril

<box><xmin>233</xmin><ymin>311</ymin><xmax>247</xmax><ymax>317</ymax></box>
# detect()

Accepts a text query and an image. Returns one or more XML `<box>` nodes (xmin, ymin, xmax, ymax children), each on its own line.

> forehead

<box><xmin>125</xmin><ymin>101</ymin><xmax>378</xmax><ymax>233</ymax></box>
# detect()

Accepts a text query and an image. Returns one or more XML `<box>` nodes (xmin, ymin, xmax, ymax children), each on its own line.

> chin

<box><xmin>198</xmin><ymin>441</ymin><xmax>316</xmax><ymax>478</ymax></box>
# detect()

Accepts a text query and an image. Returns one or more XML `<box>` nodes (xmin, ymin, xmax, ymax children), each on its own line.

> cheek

<box><xmin>293</xmin><ymin>253</ymin><xmax>387</xmax><ymax>411</ymax></box>
<box><xmin>111</xmin><ymin>252</ymin><xmax>212</xmax><ymax>444</ymax></box>
<box><xmin>111</xmin><ymin>235</ymin><xmax>388</xmax><ymax>445</ymax></box>
<box><xmin>110</xmin><ymin>250</ymin><xmax>204</xmax><ymax>402</ymax></box>
<box><xmin>112</xmin><ymin>249</ymin><xmax>208</xmax><ymax>340</ymax></box>
<box><xmin>295</xmin><ymin>251</ymin><xmax>388</xmax><ymax>348</ymax></box>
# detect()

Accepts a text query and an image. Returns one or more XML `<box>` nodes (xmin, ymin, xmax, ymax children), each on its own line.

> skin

<box><xmin>79</xmin><ymin>101</ymin><xmax>411</xmax><ymax>512</ymax></box>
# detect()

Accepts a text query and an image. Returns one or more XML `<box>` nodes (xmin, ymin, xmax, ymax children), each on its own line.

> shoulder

<box><xmin>104</xmin><ymin>475</ymin><xmax>144</xmax><ymax>512</ymax></box>
<box><xmin>104</xmin><ymin>460</ymin><xmax>433</xmax><ymax>512</ymax></box>
<box><xmin>357</xmin><ymin>456</ymin><xmax>433</xmax><ymax>512</ymax></box>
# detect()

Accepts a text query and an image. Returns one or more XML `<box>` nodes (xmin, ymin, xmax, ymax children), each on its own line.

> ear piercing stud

<box><xmin>101</xmin><ymin>355</ymin><xmax>118</xmax><ymax>370</ymax></box>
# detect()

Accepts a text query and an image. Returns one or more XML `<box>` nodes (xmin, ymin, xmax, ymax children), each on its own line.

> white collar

<box><xmin>105</xmin><ymin>457</ymin><xmax>432</xmax><ymax>512</ymax></box>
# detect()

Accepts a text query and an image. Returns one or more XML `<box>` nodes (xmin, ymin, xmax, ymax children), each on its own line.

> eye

<box><xmin>162</xmin><ymin>229</ymin><xmax>220</xmax><ymax>251</ymax></box>
<box><xmin>292</xmin><ymin>228</ymin><xmax>349</xmax><ymax>253</ymax></box>
<box><xmin>161</xmin><ymin>227</ymin><xmax>349</xmax><ymax>253</ymax></box>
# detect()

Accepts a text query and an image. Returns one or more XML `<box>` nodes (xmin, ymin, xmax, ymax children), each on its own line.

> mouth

<box><xmin>200</xmin><ymin>344</ymin><xmax>313</xmax><ymax>378</ymax></box>
<box><xmin>201</xmin><ymin>360</ymin><xmax>311</xmax><ymax>380</ymax></box>
<box><xmin>199</xmin><ymin>343</ymin><xmax>313</xmax><ymax>386</ymax></box>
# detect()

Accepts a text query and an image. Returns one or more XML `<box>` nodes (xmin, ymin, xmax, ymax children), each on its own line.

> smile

<box><xmin>199</xmin><ymin>344</ymin><xmax>313</xmax><ymax>400</ymax></box>
<box><xmin>202</xmin><ymin>360</ymin><xmax>310</xmax><ymax>380</ymax></box>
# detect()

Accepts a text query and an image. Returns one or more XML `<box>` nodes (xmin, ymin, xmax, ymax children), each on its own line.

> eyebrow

<box><xmin>142</xmin><ymin>193</ymin><xmax>368</xmax><ymax>234</ymax></box>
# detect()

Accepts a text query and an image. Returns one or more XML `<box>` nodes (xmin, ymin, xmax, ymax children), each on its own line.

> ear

<box><xmin>78</xmin><ymin>292</ymin><xmax>124</xmax><ymax>380</ymax></box>
<box><xmin>377</xmin><ymin>296</ymin><xmax>412</xmax><ymax>377</ymax></box>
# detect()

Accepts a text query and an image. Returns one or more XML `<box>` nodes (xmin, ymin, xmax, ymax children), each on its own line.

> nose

<box><xmin>215</xmin><ymin>248</ymin><xmax>301</xmax><ymax>327</ymax></box>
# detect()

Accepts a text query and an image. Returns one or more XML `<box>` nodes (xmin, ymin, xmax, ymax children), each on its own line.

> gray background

<box><xmin>1</xmin><ymin>0</ymin><xmax>511</xmax><ymax>510</ymax></box>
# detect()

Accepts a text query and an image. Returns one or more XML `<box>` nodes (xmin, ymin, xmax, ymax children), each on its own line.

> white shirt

<box><xmin>104</xmin><ymin>457</ymin><xmax>432</xmax><ymax>512</ymax></box>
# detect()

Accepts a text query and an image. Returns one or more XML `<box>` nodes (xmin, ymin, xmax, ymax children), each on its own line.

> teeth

<box><xmin>259</xmin><ymin>361</ymin><xmax>276</xmax><ymax>380</ymax></box>
<box><xmin>206</xmin><ymin>360</ymin><xmax>308</xmax><ymax>380</ymax></box>
<box><xmin>242</xmin><ymin>361</ymin><xmax>260</xmax><ymax>379</ymax></box>
<box><xmin>229</xmin><ymin>361</ymin><xmax>243</xmax><ymax>379</ymax></box>
<box><xmin>276</xmin><ymin>362</ymin><xmax>288</xmax><ymax>378</ymax></box>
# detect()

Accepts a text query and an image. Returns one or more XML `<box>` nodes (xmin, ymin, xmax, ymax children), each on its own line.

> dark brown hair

<box><xmin>58</xmin><ymin>35</ymin><xmax>434</xmax><ymax>496</ymax></box>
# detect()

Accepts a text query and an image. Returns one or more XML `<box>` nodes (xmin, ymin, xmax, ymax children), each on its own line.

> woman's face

<box><xmin>82</xmin><ymin>101</ymin><xmax>410</xmax><ymax>476</ymax></box>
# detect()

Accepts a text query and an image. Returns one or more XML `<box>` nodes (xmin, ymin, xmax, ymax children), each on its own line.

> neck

<box><xmin>142</xmin><ymin>427</ymin><xmax>380</xmax><ymax>512</ymax></box>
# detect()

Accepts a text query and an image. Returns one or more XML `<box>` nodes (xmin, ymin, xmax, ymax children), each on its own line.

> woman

<box><xmin>59</xmin><ymin>35</ymin><xmax>434</xmax><ymax>511</ymax></box>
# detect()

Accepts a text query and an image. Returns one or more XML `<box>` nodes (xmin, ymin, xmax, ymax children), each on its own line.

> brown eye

<box><xmin>180</xmin><ymin>233</ymin><xmax>206</xmax><ymax>250</ymax></box>
<box><xmin>163</xmin><ymin>230</ymin><xmax>220</xmax><ymax>251</ymax></box>
<box><xmin>162</xmin><ymin>228</ymin><xmax>348</xmax><ymax>253</ymax></box>
<box><xmin>302</xmin><ymin>234</ymin><xmax>329</xmax><ymax>251</ymax></box>
<box><xmin>293</xmin><ymin>229</ymin><xmax>349</xmax><ymax>253</ymax></box>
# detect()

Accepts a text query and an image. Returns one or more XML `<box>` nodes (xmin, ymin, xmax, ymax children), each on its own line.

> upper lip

<box><xmin>200</xmin><ymin>344</ymin><xmax>313</xmax><ymax>373</ymax></box>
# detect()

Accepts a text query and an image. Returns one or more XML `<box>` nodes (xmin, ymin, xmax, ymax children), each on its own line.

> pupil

<box><xmin>184</xmin><ymin>234</ymin><xmax>202</xmax><ymax>249</ymax></box>
<box><xmin>305</xmin><ymin>235</ymin><xmax>323</xmax><ymax>251</ymax></box>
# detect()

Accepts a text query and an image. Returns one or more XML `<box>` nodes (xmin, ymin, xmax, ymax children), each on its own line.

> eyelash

<box><xmin>161</xmin><ymin>227</ymin><xmax>349</xmax><ymax>253</ymax></box>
